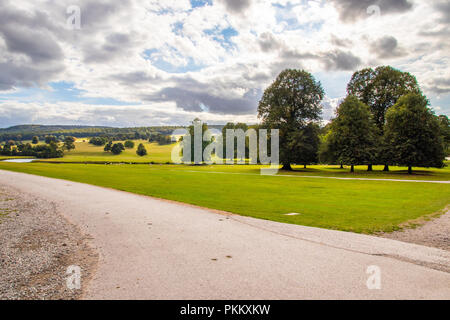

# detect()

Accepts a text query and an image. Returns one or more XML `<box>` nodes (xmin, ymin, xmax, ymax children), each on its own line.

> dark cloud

<box><xmin>370</xmin><ymin>36</ymin><xmax>406</xmax><ymax>59</ymax></box>
<box><xmin>330</xmin><ymin>34</ymin><xmax>353</xmax><ymax>48</ymax></box>
<box><xmin>322</xmin><ymin>50</ymin><xmax>362</xmax><ymax>71</ymax></box>
<box><xmin>330</xmin><ymin>0</ymin><xmax>413</xmax><ymax>22</ymax></box>
<box><xmin>0</xmin><ymin>1</ymin><xmax>65</xmax><ymax>90</ymax></box>
<box><xmin>219</xmin><ymin>0</ymin><xmax>252</xmax><ymax>14</ymax></box>
<box><xmin>0</xmin><ymin>63</ymin><xmax>64</xmax><ymax>91</ymax></box>
<box><xmin>434</xmin><ymin>1</ymin><xmax>450</xmax><ymax>24</ymax></box>
<box><xmin>109</xmin><ymin>71</ymin><xmax>161</xmax><ymax>86</ymax></box>
<box><xmin>79</xmin><ymin>0</ymin><xmax>131</xmax><ymax>28</ymax></box>
<box><xmin>428</xmin><ymin>77</ymin><xmax>450</xmax><ymax>94</ymax></box>
<box><xmin>83</xmin><ymin>32</ymin><xmax>134</xmax><ymax>63</ymax></box>
<box><xmin>143</xmin><ymin>78</ymin><xmax>261</xmax><ymax>115</ymax></box>
<box><xmin>258</xmin><ymin>32</ymin><xmax>282</xmax><ymax>52</ymax></box>
<box><xmin>0</xmin><ymin>26</ymin><xmax>63</xmax><ymax>64</ymax></box>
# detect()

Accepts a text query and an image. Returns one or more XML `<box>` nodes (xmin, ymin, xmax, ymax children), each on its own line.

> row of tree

<box><xmin>0</xmin><ymin>136</ymin><xmax>76</xmax><ymax>158</ymax></box>
<box><xmin>257</xmin><ymin>66</ymin><xmax>448</xmax><ymax>173</ymax></box>
<box><xmin>0</xmin><ymin>125</ymin><xmax>187</xmax><ymax>142</ymax></box>
<box><xmin>103</xmin><ymin>141</ymin><xmax>147</xmax><ymax>156</ymax></box>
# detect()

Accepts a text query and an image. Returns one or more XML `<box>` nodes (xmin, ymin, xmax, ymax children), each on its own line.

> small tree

<box><xmin>104</xmin><ymin>141</ymin><xmax>113</xmax><ymax>152</ymax></box>
<box><xmin>136</xmin><ymin>143</ymin><xmax>147</xmax><ymax>156</ymax></box>
<box><xmin>327</xmin><ymin>96</ymin><xmax>378</xmax><ymax>172</ymax></box>
<box><xmin>124</xmin><ymin>140</ymin><xmax>135</xmax><ymax>149</ymax></box>
<box><xmin>111</xmin><ymin>143</ymin><xmax>125</xmax><ymax>155</ymax></box>
<box><xmin>384</xmin><ymin>93</ymin><xmax>445</xmax><ymax>174</ymax></box>
<box><xmin>63</xmin><ymin>136</ymin><xmax>76</xmax><ymax>152</ymax></box>
<box><xmin>32</xmin><ymin>136</ymin><xmax>39</xmax><ymax>144</ymax></box>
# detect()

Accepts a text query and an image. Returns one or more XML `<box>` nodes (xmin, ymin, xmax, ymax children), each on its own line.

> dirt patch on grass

<box><xmin>0</xmin><ymin>186</ymin><xmax>98</xmax><ymax>300</ymax></box>
<box><xmin>379</xmin><ymin>208</ymin><xmax>450</xmax><ymax>251</ymax></box>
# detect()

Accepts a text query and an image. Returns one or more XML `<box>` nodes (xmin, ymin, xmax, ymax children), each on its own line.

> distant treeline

<box><xmin>0</xmin><ymin>125</ymin><xmax>226</xmax><ymax>142</ymax></box>
<box><xmin>0</xmin><ymin>141</ymin><xmax>63</xmax><ymax>158</ymax></box>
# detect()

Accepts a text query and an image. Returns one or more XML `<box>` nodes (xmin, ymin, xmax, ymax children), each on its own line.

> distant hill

<box><xmin>0</xmin><ymin>125</ymin><xmax>111</xmax><ymax>133</ymax></box>
<box><xmin>0</xmin><ymin>124</ymin><xmax>225</xmax><ymax>142</ymax></box>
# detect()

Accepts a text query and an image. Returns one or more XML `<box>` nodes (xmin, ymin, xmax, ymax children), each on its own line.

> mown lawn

<box><xmin>41</xmin><ymin>139</ymin><xmax>175</xmax><ymax>163</ymax></box>
<box><xmin>0</xmin><ymin>162</ymin><xmax>448</xmax><ymax>234</ymax></box>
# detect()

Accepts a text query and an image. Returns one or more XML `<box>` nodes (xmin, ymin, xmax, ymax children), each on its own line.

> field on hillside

<box><xmin>0</xmin><ymin>161</ymin><xmax>448</xmax><ymax>234</ymax></box>
<box><xmin>45</xmin><ymin>139</ymin><xmax>175</xmax><ymax>163</ymax></box>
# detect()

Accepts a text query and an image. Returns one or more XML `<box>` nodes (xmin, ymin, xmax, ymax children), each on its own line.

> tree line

<box><xmin>0</xmin><ymin>136</ymin><xmax>76</xmax><ymax>158</ymax></box>
<box><xmin>182</xmin><ymin>66</ymin><xmax>448</xmax><ymax>173</ymax></box>
<box><xmin>257</xmin><ymin>66</ymin><xmax>448</xmax><ymax>173</ymax></box>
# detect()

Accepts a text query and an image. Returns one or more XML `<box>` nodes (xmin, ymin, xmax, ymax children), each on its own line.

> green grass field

<box><xmin>0</xmin><ymin>161</ymin><xmax>448</xmax><ymax>234</ymax></box>
<box><xmin>39</xmin><ymin>139</ymin><xmax>176</xmax><ymax>163</ymax></box>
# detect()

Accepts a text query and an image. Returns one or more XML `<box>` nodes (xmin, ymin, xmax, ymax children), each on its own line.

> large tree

<box><xmin>347</xmin><ymin>66</ymin><xmax>421</xmax><ymax>171</ymax></box>
<box><xmin>326</xmin><ymin>96</ymin><xmax>378</xmax><ymax>173</ymax></box>
<box><xmin>384</xmin><ymin>93</ymin><xmax>445</xmax><ymax>174</ymax></box>
<box><xmin>258</xmin><ymin>69</ymin><xmax>324</xmax><ymax>170</ymax></box>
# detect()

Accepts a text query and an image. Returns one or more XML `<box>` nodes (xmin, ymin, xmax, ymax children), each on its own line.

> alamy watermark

<box><xmin>366</xmin><ymin>265</ymin><xmax>381</xmax><ymax>290</ymax></box>
<box><xmin>171</xmin><ymin>120</ymin><xmax>280</xmax><ymax>175</ymax></box>
<box><xmin>66</xmin><ymin>5</ymin><xmax>81</xmax><ymax>30</ymax></box>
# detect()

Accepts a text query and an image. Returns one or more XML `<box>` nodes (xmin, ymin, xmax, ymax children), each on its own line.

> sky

<box><xmin>0</xmin><ymin>0</ymin><xmax>449</xmax><ymax>128</ymax></box>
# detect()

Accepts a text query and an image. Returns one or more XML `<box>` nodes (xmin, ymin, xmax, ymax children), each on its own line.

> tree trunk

<box><xmin>282</xmin><ymin>163</ymin><xmax>293</xmax><ymax>171</ymax></box>
<box><xmin>408</xmin><ymin>166</ymin><xmax>412</xmax><ymax>174</ymax></box>
<box><xmin>340</xmin><ymin>162</ymin><xmax>344</xmax><ymax>169</ymax></box>
<box><xmin>304</xmin><ymin>164</ymin><xmax>307</xmax><ymax>169</ymax></box>
<box><xmin>367</xmin><ymin>164</ymin><xmax>373</xmax><ymax>172</ymax></box>
<box><xmin>383</xmin><ymin>165</ymin><xmax>389</xmax><ymax>172</ymax></box>
<box><xmin>350</xmin><ymin>165</ymin><xmax>355</xmax><ymax>173</ymax></box>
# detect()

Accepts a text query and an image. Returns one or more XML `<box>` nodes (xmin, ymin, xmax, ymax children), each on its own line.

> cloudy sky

<box><xmin>0</xmin><ymin>0</ymin><xmax>449</xmax><ymax>128</ymax></box>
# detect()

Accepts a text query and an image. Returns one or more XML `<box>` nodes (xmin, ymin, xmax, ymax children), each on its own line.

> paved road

<box><xmin>0</xmin><ymin>170</ymin><xmax>449</xmax><ymax>299</ymax></box>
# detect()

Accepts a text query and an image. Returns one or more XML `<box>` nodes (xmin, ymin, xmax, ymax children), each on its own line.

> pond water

<box><xmin>1</xmin><ymin>158</ymin><xmax>35</xmax><ymax>163</ymax></box>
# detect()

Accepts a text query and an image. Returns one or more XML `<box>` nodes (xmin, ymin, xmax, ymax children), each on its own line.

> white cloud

<box><xmin>0</xmin><ymin>0</ymin><xmax>449</xmax><ymax>127</ymax></box>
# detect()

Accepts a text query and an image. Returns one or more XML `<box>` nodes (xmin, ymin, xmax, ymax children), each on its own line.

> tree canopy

<box><xmin>384</xmin><ymin>93</ymin><xmax>445</xmax><ymax>173</ymax></box>
<box><xmin>136</xmin><ymin>143</ymin><xmax>147</xmax><ymax>156</ymax></box>
<box><xmin>347</xmin><ymin>66</ymin><xmax>421</xmax><ymax>132</ymax></box>
<box><xmin>258</xmin><ymin>69</ymin><xmax>324</xmax><ymax>170</ymax></box>
<box><xmin>325</xmin><ymin>96</ymin><xmax>378</xmax><ymax>172</ymax></box>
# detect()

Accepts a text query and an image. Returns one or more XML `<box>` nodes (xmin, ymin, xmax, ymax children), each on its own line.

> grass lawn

<box><xmin>0</xmin><ymin>162</ymin><xmax>448</xmax><ymax>234</ymax></box>
<box><xmin>40</xmin><ymin>139</ymin><xmax>175</xmax><ymax>163</ymax></box>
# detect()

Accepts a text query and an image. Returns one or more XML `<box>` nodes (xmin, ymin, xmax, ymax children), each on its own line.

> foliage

<box><xmin>149</xmin><ymin>134</ymin><xmax>172</xmax><ymax>145</ymax></box>
<box><xmin>44</xmin><ymin>135</ymin><xmax>57</xmax><ymax>144</ymax></box>
<box><xmin>438</xmin><ymin>115</ymin><xmax>450</xmax><ymax>156</ymax></box>
<box><xmin>104</xmin><ymin>141</ymin><xmax>113</xmax><ymax>152</ymax></box>
<box><xmin>89</xmin><ymin>137</ymin><xmax>109</xmax><ymax>146</ymax></box>
<box><xmin>0</xmin><ymin>141</ymin><xmax>63</xmax><ymax>158</ymax></box>
<box><xmin>136</xmin><ymin>143</ymin><xmax>147</xmax><ymax>156</ymax></box>
<box><xmin>124</xmin><ymin>140</ymin><xmax>135</xmax><ymax>149</ymax></box>
<box><xmin>63</xmin><ymin>136</ymin><xmax>76</xmax><ymax>152</ymax></box>
<box><xmin>32</xmin><ymin>136</ymin><xmax>39</xmax><ymax>144</ymax></box>
<box><xmin>384</xmin><ymin>93</ymin><xmax>445</xmax><ymax>173</ymax></box>
<box><xmin>110</xmin><ymin>143</ymin><xmax>125</xmax><ymax>155</ymax></box>
<box><xmin>325</xmin><ymin>96</ymin><xmax>378</xmax><ymax>171</ymax></box>
<box><xmin>347</xmin><ymin>66</ymin><xmax>421</xmax><ymax>131</ymax></box>
<box><xmin>258</xmin><ymin>69</ymin><xmax>324</xmax><ymax>170</ymax></box>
